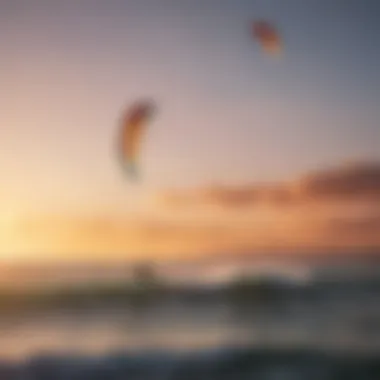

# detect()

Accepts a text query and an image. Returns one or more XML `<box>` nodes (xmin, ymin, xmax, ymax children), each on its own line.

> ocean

<box><xmin>0</xmin><ymin>259</ymin><xmax>379</xmax><ymax>379</ymax></box>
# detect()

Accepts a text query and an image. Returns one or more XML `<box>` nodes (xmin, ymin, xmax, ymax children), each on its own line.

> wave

<box><xmin>0</xmin><ymin>346</ymin><xmax>379</xmax><ymax>380</ymax></box>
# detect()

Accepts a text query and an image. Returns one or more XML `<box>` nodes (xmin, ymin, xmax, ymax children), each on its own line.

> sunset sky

<box><xmin>1</xmin><ymin>0</ymin><xmax>379</xmax><ymax>262</ymax></box>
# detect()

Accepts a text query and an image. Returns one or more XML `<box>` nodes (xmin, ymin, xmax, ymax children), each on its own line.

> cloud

<box><xmin>5</xmin><ymin>162</ymin><xmax>380</xmax><ymax>261</ymax></box>
<box><xmin>158</xmin><ymin>184</ymin><xmax>294</xmax><ymax>210</ymax></box>
<box><xmin>6</xmin><ymin>211</ymin><xmax>333</xmax><ymax>261</ymax></box>
<box><xmin>10</xmin><ymin>215</ymin><xmax>247</xmax><ymax>260</ymax></box>
<box><xmin>324</xmin><ymin>215</ymin><xmax>380</xmax><ymax>237</ymax></box>
<box><xmin>6</xmin><ymin>209</ymin><xmax>380</xmax><ymax>262</ymax></box>
<box><xmin>296</xmin><ymin>162</ymin><xmax>380</xmax><ymax>201</ymax></box>
<box><xmin>159</xmin><ymin>161</ymin><xmax>380</xmax><ymax>209</ymax></box>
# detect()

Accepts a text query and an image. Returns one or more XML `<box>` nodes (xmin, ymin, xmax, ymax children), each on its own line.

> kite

<box><xmin>252</xmin><ymin>20</ymin><xmax>282</xmax><ymax>56</ymax></box>
<box><xmin>117</xmin><ymin>99</ymin><xmax>156</xmax><ymax>180</ymax></box>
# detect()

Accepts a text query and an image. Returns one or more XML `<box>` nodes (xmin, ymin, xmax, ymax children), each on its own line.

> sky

<box><xmin>0</xmin><ymin>0</ymin><xmax>379</xmax><ymax>262</ymax></box>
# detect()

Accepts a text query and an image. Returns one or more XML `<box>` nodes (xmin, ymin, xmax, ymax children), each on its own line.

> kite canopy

<box><xmin>117</xmin><ymin>99</ymin><xmax>156</xmax><ymax>180</ymax></box>
<box><xmin>252</xmin><ymin>20</ymin><xmax>282</xmax><ymax>55</ymax></box>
